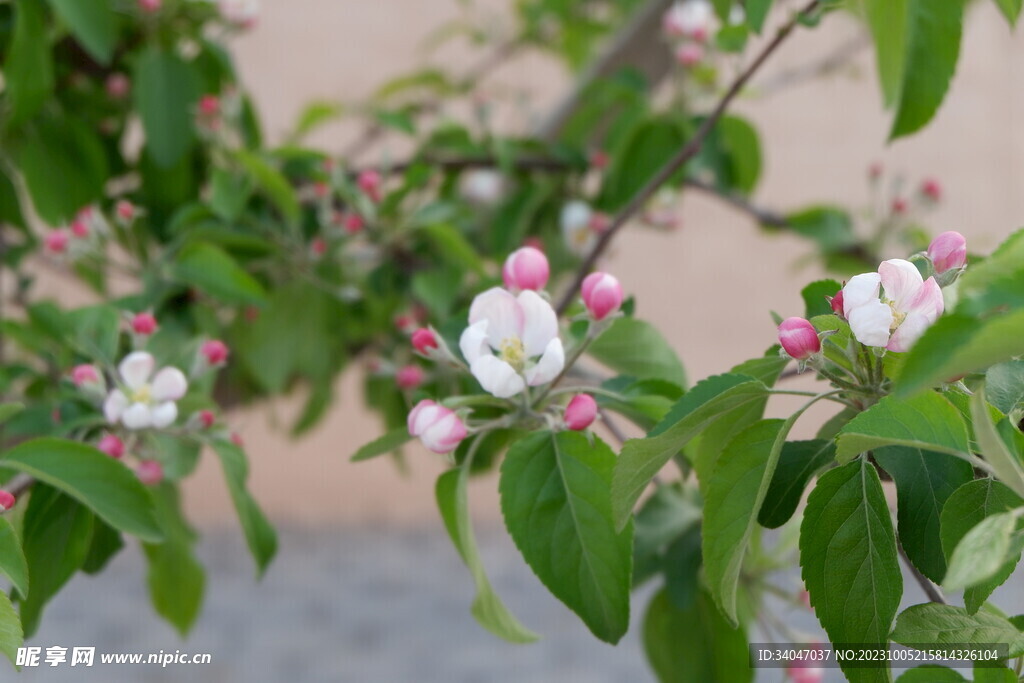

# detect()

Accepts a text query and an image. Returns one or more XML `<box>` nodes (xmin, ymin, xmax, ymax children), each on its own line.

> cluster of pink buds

<box><xmin>663</xmin><ymin>0</ymin><xmax>712</xmax><ymax>67</ymax></box>
<box><xmin>44</xmin><ymin>206</ymin><xmax>110</xmax><ymax>258</ymax></box>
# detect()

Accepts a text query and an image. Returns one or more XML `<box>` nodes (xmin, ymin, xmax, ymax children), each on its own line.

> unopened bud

<box><xmin>0</xmin><ymin>490</ymin><xmax>15</xmax><ymax>512</ymax></box>
<box><xmin>927</xmin><ymin>231</ymin><xmax>967</xmax><ymax>274</ymax></box>
<box><xmin>502</xmin><ymin>247</ymin><xmax>550</xmax><ymax>292</ymax></box>
<box><xmin>564</xmin><ymin>394</ymin><xmax>597</xmax><ymax>431</ymax></box>
<box><xmin>136</xmin><ymin>460</ymin><xmax>164</xmax><ymax>486</ymax></box>
<box><xmin>778</xmin><ymin>317</ymin><xmax>820</xmax><ymax>360</ymax></box>
<box><xmin>396</xmin><ymin>365</ymin><xmax>425</xmax><ymax>390</ymax></box>
<box><xmin>581</xmin><ymin>272</ymin><xmax>624</xmax><ymax>321</ymax></box>
<box><xmin>98</xmin><ymin>433</ymin><xmax>125</xmax><ymax>459</ymax></box>
<box><xmin>131</xmin><ymin>312</ymin><xmax>158</xmax><ymax>335</ymax></box>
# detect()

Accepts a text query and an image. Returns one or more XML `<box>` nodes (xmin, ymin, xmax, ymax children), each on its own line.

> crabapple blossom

<box><xmin>104</xmin><ymin>352</ymin><xmax>188</xmax><ymax>430</ymax></box>
<box><xmin>842</xmin><ymin>259</ymin><xmax>944</xmax><ymax>352</ymax></box>
<box><xmin>407</xmin><ymin>400</ymin><xmax>467</xmax><ymax>454</ymax></box>
<box><xmin>0</xmin><ymin>491</ymin><xmax>15</xmax><ymax>512</ymax></box>
<box><xmin>459</xmin><ymin>169</ymin><xmax>505</xmax><ymax>206</ymax></box>
<box><xmin>561</xmin><ymin>200</ymin><xmax>596</xmax><ymax>256</ymax></box>
<box><xmin>502</xmin><ymin>247</ymin><xmax>550</xmax><ymax>292</ymax></box>
<box><xmin>663</xmin><ymin>0</ymin><xmax>712</xmax><ymax>41</ymax></box>
<box><xmin>581</xmin><ymin>272</ymin><xmax>624</xmax><ymax>321</ymax></box>
<box><xmin>927</xmin><ymin>231</ymin><xmax>967</xmax><ymax>274</ymax></box>
<box><xmin>131</xmin><ymin>312</ymin><xmax>158</xmax><ymax>335</ymax></box>
<box><xmin>412</xmin><ymin>328</ymin><xmax>439</xmax><ymax>355</ymax></box>
<box><xmin>201</xmin><ymin>340</ymin><xmax>230</xmax><ymax>366</ymax></box>
<box><xmin>564</xmin><ymin>394</ymin><xmax>597</xmax><ymax>431</ymax></box>
<box><xmin>459</xmin><ymin>287</ymin><xmax>565</xmax><ymax>398</ymax></box>
<box><xmin>98</xmin><ymin>434</ymin><xmax>125</xmax><ymax>459</ymax></box>
<box><xmin>778</xmin><ymin>317</ymin><xmax>820</xmax><ymax>360</ymax></box>
<box><xmin>45</xmin><ymin>230</ymin><xmax>70</xmax><ymax>254</ymax></box>
<box><xmin>396</xmin><ymin>365</ymin><xmax>425</xmax><ymax>390</ymax></box>
<box><xmin>136</xmin><ymin>460</ymin><xmax>164</xmax><ymax>486</ymax></box>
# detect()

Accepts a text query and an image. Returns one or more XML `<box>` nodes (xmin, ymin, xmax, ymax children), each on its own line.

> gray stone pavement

<box><xmin>11</xmin><ymin>525</ymin><xmax>1023</xmax><ymax>682</ymax></box>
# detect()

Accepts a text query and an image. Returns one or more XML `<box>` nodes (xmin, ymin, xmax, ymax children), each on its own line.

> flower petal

<box><xmin>847</xmin><ymin>299</ymin><xmax>894</xmax><ymax>348</ymax></box>
<box><xmin>150</xmin><ymin>401</ymin><xmax>178</xmax><ymax>428</ymax></box>
<box><xmin>468</xmin><ymin>287</ymin><xmax>523</xmax><ymax>350</ymax></box>
<box><xmin>458</xmin><ymin>320</ymin><xmax>490</xmax><ymax>365</ymax></box>
<box><xmin>879</xmin><ymin>259</ymin><xmax>923</xmax><ymax>312</ymax></box>
<box><xmin>118</xmin><ymin>351</ymin><xmax>155</xmax><ymax>390</ymax></box>
<box><xmin>151</xmin><ymin>367</ymin><xmax>188</xmax><ymax>401</ymax></box>
<box><xmin>525</xmin><ymin>337</ymin><xmax>565</xmax><ymax>386</ymax></box>
<box><xmin>420</xmin><ymin>413</ymin><xmax>466</xmax><ymax>454</ymax></box>
<box><xmin>121</xmin><ymin>403</ymin><xmax>153</xmax><ymax>430</ymax></box>
<box><xmin>103</xmin><ymin>389</ymin><xmax>129</xmax><ymax>424</ymax></box>
<box><xmin>842</xmin><ymin>272</ymin><xmax>881</xmax><ymax>318</ymax></box>
<box><xmin>517</xmin><ymin>290</ymin><xmax>559</xmax><ymax>357</ymax></box>
<box><xmin>888</xmin><ymin>277</ymin><xmax>944</xmax><ymax>352</ymax></box>
<box><xmin>408</xmin><ymin>400</ymin><xmax>440</xmax><ymax>436</ymax></box>
<box><xmin>470</xmin><ymin>355</ymin><xmax>525</xmax><ymax>398</ymax></box>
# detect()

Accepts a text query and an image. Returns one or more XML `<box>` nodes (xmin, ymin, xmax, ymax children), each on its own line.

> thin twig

<box><xmin>755</xmin><ymin>32</ymin><xmax>870</xmax><ymax>96</ymax></box>
<box><xmin>899</xmin><ymin>544</ymin><xmax>946</xmax><ymax>604</ymax></box>
<box><xmin>683</xmin><ymin>177</ymin><xmax>789</xmax><ymax>228</ymax></box>
<box><xmin>554</xmin><ymin>0</ymin><xmax>822</xmax><ymax>315</ymax></box>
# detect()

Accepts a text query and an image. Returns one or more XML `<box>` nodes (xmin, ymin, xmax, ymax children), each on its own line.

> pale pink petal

<box><xmin>888</xmin><ymin>277</ymin><xmax>944</xmax><ymax>352</ymax></box>
<box><xmin>470</xmin><ymin>356</ymin><xmax>525</xmax><ymax>398</ymax></box>
<box><xmin>408</xmin><ymin>400</ymin><xmax>441</xmax><ymax>436</ymax></box>
<box><xmin>525</xmin><ymin>337</ymin><xmax>565</xmax><ymax>386</ymax></box>
<box><xmin>879</xmin><ymin>259</ymin><xmax>923</xmax><ymax>312</ymax></box>
<box><xmin>468</xmin><ymin>287</ymin><xmax>523</xmax><ymax>350</ymax></box>
<box><xmin>842</xmin><ymin>272</ymin><xmax>881</xmax><ymax>318</ymax></box>
<box><xmin>103</xmin><ymin>389</ymin><xmax>129</xmax><ymax>424</ymax></box>
<box><xmin>458</xmin><ymin>320</ymin><xmax>490</xmax><ymax>365</ymax></box>
<box><xmin>150</xmin><ymin>402</ymin><xmax>178</xmax><ymax>428</ymax></box>
<box><xmin>847</xmin><ymin>299</ymin><xmax>894</xmax><ymax>348</ymax></box>
<box><xmin>150</xmin><ymin>367</ymin><xmax>188</xmax><ymax>401</ymax></box>
<box><xmin>517</xmin><ymin>290</ymin><xmax>559</xmax><ymax>358</ymax></box>
<box><xmin>121</xmin><ymin>403</ymin><xmax>153</xmax><ymax>430</ymax></box>
<box><xmin>908</xmin><ymin>276</ymin><xmax>944</xmax><ymax>321</ymax></box>
<box><xmin>118</xmin><ymin>351</ymin><xmax>154</xmax><ymax>390</ymax></box>
<box><xmin>420</xmin><ymin>413</ymin><xmax>466</xmax><ymax>454</ymax></box>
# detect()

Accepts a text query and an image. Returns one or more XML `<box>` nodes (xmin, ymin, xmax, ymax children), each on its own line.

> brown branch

<box><xmin>755</xmin><ymin>32</ymin><xmax>870</xmax><ymax>96</ymax></box>
<box><xmin>899</xmin><ymin>544</ymin><xmax>947</xmax><ymax>604</ymax></box>
<box><xmin>554</xmin><ymin>0</ymin><xmax>823</xmax><ymax>315</ymax></box>
<box><xmin>683</xmin><ymin>177</ymin><xmax>789</xmax><ymax>228</ymax></box>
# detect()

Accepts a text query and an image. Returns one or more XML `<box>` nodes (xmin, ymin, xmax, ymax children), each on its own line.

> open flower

<box><xmin>459</xmin><ymin>288</ymin><xmax>564</xmax><ymax>398</ymax></box>
<box><xmin>842</xmin><ymin>259</ymin><xmax>944</xmax><ymax>352</ymax></box>
<box><xmin>103</xmin><ymin>352</ymin><xmax>188</xmax><ymax>430</ymax></box>
<box><xmin>561</xmin><ymin>200</ymin><xmax>597</xmax><ymax>256</ymax></box>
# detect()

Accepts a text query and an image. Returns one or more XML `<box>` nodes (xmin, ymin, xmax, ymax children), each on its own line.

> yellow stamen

<box><xmin>499</xmin><ymin>338</ymin><xmax>526</xmax><ymax>372</ymax></box>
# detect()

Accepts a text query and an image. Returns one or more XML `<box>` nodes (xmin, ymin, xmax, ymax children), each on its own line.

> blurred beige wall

<box><xmin>173</xmin><ymin>0</ymin><xmax>1024</xmax><ymax>527</ymax></box>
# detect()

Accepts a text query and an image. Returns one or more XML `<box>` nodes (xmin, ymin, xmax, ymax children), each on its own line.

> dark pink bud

<box><xmin>231</xmin><ymin>432</ymin><xmax>244</xmax><ymax>446</ymax></box>
<box><xmin>357</xmin><ymin>170</ymin><xmax>382</xmax><ymax>202</ymax></box>
<box><xmin>311</xmin><ymin>238</ymin><xmax>327</xmax><ymax>256</ymax></box>
<box><xmin>581</xmin><ymin>272</ymin><xmax>624</xmax><ymax>321</ymax></box>
<box><xmin>98</xmin><ymin>433</ymin><xmax>125</xmax><ymax>459</ymax></box>
<box><xmin>0</xmin><ymin>490</ymin><xmax>15</xmax><ymax>512</ymax></box>
<box><xmin>198</xmin><ymin>95</ymin><xmax>220</xmax><ymax>117</ymax></box>
<box><xmin>116</xmin><ymin>200</ymin><xmax>135</xmax><ymax>221</ymax></box>
<box><xmin>564</xmin><ymin>394</ymin><xmax>597</xmax><ymax>431</ymax></box>
<box><xmin>778</xmin><ymin>317</ymin><xmax>820</xmax><ymax>360</ymax></box>
<box><xmin>343</xmin><ymin>213</ymin><xmax>364</xmax><ymax>234</ymax></box>
<box><xmin>829</xmin><ymin>289</ymin><xmax>844</xmax><ymax>317</ymax></box>
<box><xmin>411</xmin><ymin>328</ymin><xmax>439</xmax><ymax>355</ymax></box>
<box><xmin>138</xmin><ymin>0</ymin><xmax>161</xmax><ymax>12</ymax></box>
<box><xmin>199</xmin><ymin>410</ymin><xmax>216</xmax><ymax>429</ymax></box>
<box><xmin>891</xmin><ymin>197</ymin><xmax>908</xmax><ymax>215</ymax></box>
<box><xmin>201</xmin><ymin>340</ymin><xmax>230</xmax><ymax>365</ymax></box>
<box><xmin>45</xmin><ymin>230</ymin><xmax>70</xmax><ymax>254</ymax></box>
<box><xmin>394</xmin><ymin>314</ymin><xmax>416</xmax><ymax>334</ymax></box>
<box><xmin>927</xmin><ymin>231</ymin><xmax>967</xmax><ymax>273</ymax></box>
<box><xmin>396</xmin><ymin>365</ymin><xmax>425</xmax><ymax>390</ymax></box>
<box><xmin>920</xmin><ymin>178</ymin><xmax>942</xmax><ymax>202</ymax></box>
<box><xmin>136</xmin><ymin>460</ymin><xmax>164</xmax><ymax>486</ymax></box>
<box><xmin>72</xmin><ymin>364</ymin><xmax>101</xmax><ymax>387</ymax></box>
<box><xmin>106</xmin><ymin>73</ymin><xmax>130</xmax><ymax>99</ymax></box>
<box><xmin>131</xmin><ymin>312</ymin><xmax>158</xmax><ymax>335</ymax></box>
<box><xmin>71</xmin><ymin>219</ymin><xmax>90</xmax><ymax>238</ymax></box>
<box><xmin>502</xmin><ymin>247</ymin><xmax>550</xmax><ymax>292</ymax></box>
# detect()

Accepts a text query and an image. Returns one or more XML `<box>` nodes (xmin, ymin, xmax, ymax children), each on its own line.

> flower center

<box><xmin>883</xmin><ymin>298</ymin><xmax>907</xmax><ymax>332</ymax></box>
<box><xmin>499</xmin><ymin>338</ymin><xmax>526</xmax><ymax>372</ymax></box>
<box><xmin>130</xmin><ymin>384</ymin><xmax>153</xmax><ymax>405</ymax></box>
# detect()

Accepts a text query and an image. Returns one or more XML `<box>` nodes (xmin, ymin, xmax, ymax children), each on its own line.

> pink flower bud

<box><xmin>71</xmin><ymin>219</ymin><xmax>90</xmax><ymax>238</ymax></box>
<box><xmin>502</xmin><ymin>247</ymin><xmax>550</xmax><ymax>292</ymax></box>
<box><xmin>106</xmin><ymin>73</ymin><xmax>130</xmax><ymax>99</ymax></box>
<box><xmin>920</xmin><ymin>177</ymin><xmax>942</xmax><ymax>202</ymax></box>
<box><xmin>357</xmin><ymin>170</ymin><xmax>382</xmax><ymax>202</ymax></box>
<box><xmin>522</xmin><ymin>237</ymin><xmax>545</xmax><ymax>252</ymax></box>
<box><xmin>311</xmin><ymin>237</ymin><xmax>327</xmax><ymax>256</ymax></box>
<box><xmin>927</xmin><ymin>231</ymin><xmax>967</xmax><ymax>274</ymax></box>
<box><xmin>131</xmin><ymin>312</ymin><xmax>158</xmax><ymax>335</ymax></box>
<box><xmin>116</xmin><ymin>200</ymin><xmax>136</xmax><ymax>222</ymax></box>
<box><xmin>394</xmin><ymin>314</ymin><xmax>416</xmax><ymax>334</ymax></box>
<box><xmin>72</xmin><ymin>364</ymin><xmax>101</xmax><ymax>387</ymax></box>
<box><xmin>136</xmin><ymin>460</ymin><xmax>163</xmax><ymax>486</ymax></box>
<box><xmin>564</xmin><ymin>394</ymin><xmax>597</xmax><ymax>431</ymax></box>
<box><xmin>581</xmin><ymin>272</ymin><xmax>624</xmax><ymax>321</ymax></box>
<box><xmin>198</xmin><ymin>95</ymin><xmax>220</xmax><ymax>117</ymax></box>
<box><xmin>231</xmin><ymin>432</ymin><xmax>244</xmax><ymax>446</ymax></box>
<box><xmin>868</xmin><ymin>162</ymin><xmax>883</xmax><ymax>180</ymax></box>
<box><xmin>201</xmin><ymin>340</ymin><xmax>230</xmax><ymax>366</ymax></box>
<box><xmin>589</xmin><ymin>150</ymin><xmax>609</xmax><ymax>170</ymax></box>
<box><xmin>891</xmin><ymin>197</ymin><xmax>908</xmax><ymax>215</ymax></box>
<box><xmin>45</xmin><ymin>230</ymin><xmax>70</xmax><ymax>254</ymax></box>
<box><xmin>344</xmin><ymin>213</ymin><xmax>364</xmax><ymax>234</ymax></box>
<box><xmin>778</xmin><ymin>317</ymin><xmax>820</xmax><ymax>360</ymax></box>
<box><xmin>412</xmin><ymin>328</ymin><xmax>439</xmax><ymax>355</ymax></box>
<box><xmin>98</xmin><ymin>433</ymin><xmax>125</xmax><ymax>459</ymax></box>
<box><xmin>675</xmin><ymin>43</ymin><xmax>704</xmax><ymax>67</ymax></box>
<box><xmin>407</xmin><ymin>400</ymin><xmax>467</xmax><ymax>454</ymax></box>
<box><xmin>396</xmin><ymin>364</ymin><xmax>425</xmax><ymax>390</ymax></box>
<box><xmin>138</xmin><ymin>0</ymin><xmax>161</xmax><ymax>12</ymax></box>
<box><xmin>829</xmin><ymin>289</ymin><xmax>845</xmax><ymax>318</ymax></box>
<box><xmin>199</xmin><ymin>410</ymin><xmax>216</xmax><ymax>429</ymax></box>
<box><xmin>0</xmin><ymin>490</ymin><xmax>15</xmax><ymax>512</ymax></box>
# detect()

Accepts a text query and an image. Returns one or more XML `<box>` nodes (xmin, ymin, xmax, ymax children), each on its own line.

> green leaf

<box><xmin>211</xmin><ymin>440</ymin><xmax>277</xmax><ymax>576</ymax></box>
<box><xmin>758</xmin><ymin>439</ymin><xmax>835</xmax><ymax>529</ymax></box>
<box><xmin>173</xmin><ymin>243</ymin><xmax>267</xmax><ymax>306</ymax></box>
<box><xmin>957</xmin><ymin>228</ymin><xmax>1024</xmax><ymax>316</ymax></box>
<box><xmin>943</xmin><ymin>511</ymin><xmax>1018</xmax><ymax>591</ymax></box>
<box><xmin>234</xmin><ymin>151</ymin><xmax>300</xmax><ymax>224</ymax></box>
<box><xmin>970</xmin><ymin>387</ymin><xmax>1024</xmax><ymax>499</ymax></box>
<box><xmin>800</xmin><ymin>458</ymin><xmax>902</xmax><ymax>683</ymax></box>
<box><xmin>46</xmin><ymin>0</ymin><xmax>118</xmax><ymax>64</ymax></box>
<box><xmin>0</xmin><ymin>438</ymin><xmax>162</xmax><ymax>542</ymax></box>
<box><xmin>597</xmin><ymin>378</ymin><xmax>683</xmax><ymax>432</ymax></box>
<box><xmin>4</xmin><ymin>0</ymin><xmax>54</xmax><ymax>126</ymax></box>
<box><xmin>0</xmin><ymin>404</ymin><xmax>24</xmax><ymax>426</ymax></box>
<box><xmin>351</xmin><ymin>427</ymin><xmax>413</xmax><ymax>462</ymax></box>
<box><xmin>703</xmin><ymin>419</ymin><xmax>792</xmax><ymax>624</ymax></box>
<box><xmin>0</xmin><ymin>518</ymin><xmax>29</xmax><ymax>598</ymax></box>
<box><xmin>81</xmin><ymin>519</ymin><xmax>124</xmax><ymax>575</ymax></box>
<box><xmin>974</xmin><ymin>664</ymin><xmax>1018</xmax><ymax>683</ymax></box>
<box><xmin>68</xmin><ymin>305</ymin><xmax>120</xmax><ymax>364</ymax></box>
<box><xmin>891</xmin><ymin>603</ymin><xmax>1024</xmax><ymax>656</ymax></box>
<box><xmin>642</xmin><ymin>588</ymin><xmax>752</xmax><ymax>683</ymax></box>
<box><xmin>783</xmin><ymin>206</ymin><xmax>857</xmax><ymax>254</ymax></box>
<box><xmin>993</xmin><ymin>0</ymin><xmax>1023</xmax><ymax>25</ymax></box>
<box><xmin>436</xmin><ymin>468</ymin><xmax>538</xmax><ymax>643</ymax></box>
<box><xmin>941</xmin><ymin>479</ymin><xmax>1024</xmax><ymax>613</ymax></box>
<box><xmin>896</xmin><ymin>312</ymin><xmax>1024</xmax><ymax>398</ymax></box>
<box><xmin>18</xmin><ymin>117</ymin><xmax>108</xmax><ymax>223</ymax></box>
<box><xmin>801</xmin><ymin>279</ymin><xmax>842</xmax><ymax>319</ymax></box>
<box><xmin>0</xmin><ymin>592</ymin><xmax>22</xmax><ymax>669</ymax></box>
<box><xmin>597</xmin><ymin>117</ymin><xmax>687</xmax><ymax>212</ymax></box>
<box><xmin>143</xmin><ymin>485</ymin><xmax>205</xmax><ymax>636</ymax></box>
<box><xmin>889</xmin><ymin>0</ymin><xmax>966</xmax><ymax>139</ymax></box>
<box><xmin>587</xmin><ymin>318</ymin><xmax>686</xmax><ymax>387</ymax></box>
<box><xmin>835</xmin><ymin>393</ymin><xmax>971</xmax><ymax>465</ymax></box>
<box><xmin>133</xmin><ymin>47</ymin><xmax>199</xmax><ymax>168</ymax></box>
<box><xmin>418</xmin><ymin>223</ymin><xmax>484</xmax><ymax>275</ymax></box>
<box><xmin>986</xmin><ymin>361</ymin><xmax>1024</xmax><ymax>415</ymax></box>
<box><xmin>500</xmin><ymin>431</ymin><xmax>632</xmax><ymax>643</ymax></box>
<box><xmin>864</xmin><ymin>0</ymin><xmax>908</xmax><ymax>107</ymax></box>
<box><xmin>895</xmin><ymin>666</ymin><xmax>966</xmax><ymax>682</ymax></box>
<box><xmin>632</xmin><ymin>483</ymin><xmax>702</xmax><ymax>587</ymax></box>
<box><xmin>715</xmin><ymin>116</ymin><xmax>762</xmax><ymax>194</ymax></box>
<box><xmin>612</xmin><ymin>374</ymin><xmax>768</xmax><ymax>530</ymax></box>
<box><xmin>745</xmin><ymin>0</ymin><xmax>773</xmax><ymax>33</ymax></box>
<box><xmin>873</xmin><ymin>446</ymin><xmax>973</xmax><ymax>582</ymax></box>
